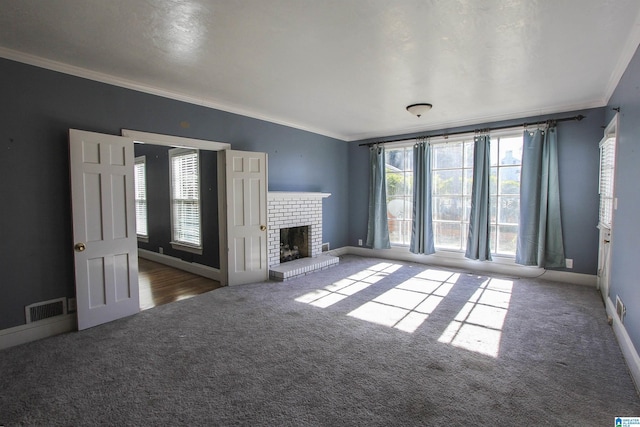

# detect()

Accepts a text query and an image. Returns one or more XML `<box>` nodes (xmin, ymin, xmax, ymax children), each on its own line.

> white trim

<box><xmin>123</xmin><ymin>129</ymin><xmax>230</xmax><ymax>151</ymax></box>
<box><xmin>0</xmin><ymin>47</ymin><xmax>346</xmax><ymax>141</ymax></box>
<box><xmin>138</xmin><ymin>249</ymin><xmax>221</xmax><ymax>281</ymax></box>
<box><xmin>332</xmin><ymin>246</ymin><xmax>596</xmax><ymax>286</ymax></box>
<box><xmin>0</xmin><ymin>314</ymin><xmax>76</xmax><ymax>351</ymax></box>
<box><xmin>605</xmin><ymin>295</ymin><xmax>640</xmax><ymax>391</ymax></box>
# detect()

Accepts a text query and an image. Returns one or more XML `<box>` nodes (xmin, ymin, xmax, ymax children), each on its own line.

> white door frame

<box><xmin>596</xmin><ymin>114</ymin><xmax>618</xmax><ymax>300</ymax></box>
<box><xmin>121</xmin><ymin>130</ymin><xmax>257</xmax><ymax>287</ymax></box>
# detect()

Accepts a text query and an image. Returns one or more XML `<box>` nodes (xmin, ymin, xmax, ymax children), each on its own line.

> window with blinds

<box><xmin>134</xmin><ymin>156</ymin><xmax>148</xmax><ymax>238</ymax></box>
<box><xmin>169</xmin><ymin>148</ymin><xmax>202</xmax><ymax>249</ymax></box>
<box><xmin>599</xmin><ymin>135</ymin><xmax>616</xmax><ymax>228</ymax></box>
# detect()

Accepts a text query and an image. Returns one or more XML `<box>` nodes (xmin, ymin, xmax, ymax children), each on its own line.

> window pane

<box><xmin>386</xmin><ymin>172</ymin><xmax>405</xmax><ymax>197</ymax></box>
<box><xmin>463</xmin><ymin>168</ymin><xmax>473</xmax><ymax>196</ymax></box>
<box><xmin>489</xmin><ymin>195</ymin><xmax>497</xmax><ymax>223</ymax></box>
<box><xmin>464</xmin><ymin>141</ymin><xmax>474</xmax><ymax>168</ymax></box>
<box><xmin>433</xmin><ymin>170</ymin><xmax>462</xmax><ymax>195</ymax></box>
<box><xmin>433</xmin><ymin>196</ymin><xmax>463</xmax><ymax>221</ymax></box>
<box><xmin>434</xmin><ymin>222</ymin><xmax>462</xmax><ymax>249</ymax></box>
<box><xmin>499</xmin><ymin>137</ymin><xmax>523</xmax><ymax>165</ymax></box>
<box><xmin>497</xmin><ymin>225</ymin><xmax>518</xmax><ymax>254</ymax></box>
<box><xmin>499</xmin><ymin>196</ymin><xmax>519</xmax><ymax>224</ymax></box>
<box><xmin>388</xmin><ymin>219</ymin><xmax>401</xmax><ymax>244</ymax></box>
<box><xmin>490</xmin><ymin>224</ymin><xmax>497</xmax><ymax>253</ymax></box>
<box><xmin>433</xmin><ymin>144</ymin><xmax>463</xmax><ymax>169</ymax></box>
<box><xmin>489</xmin><ymin>167</ymin><xmax>498</xmax><ymax>195</ymax></box>
<box><xmin>499</xmin><ymin>166</ymin><xmax>520</xmax><ymax>194</ymax></box>
<box><xmin>387</xmin><ymin>198</ymin><xmax>409</xmax><ymax>220</ymax></box>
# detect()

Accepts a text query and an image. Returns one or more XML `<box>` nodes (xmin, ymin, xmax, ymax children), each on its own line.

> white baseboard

<box><xmin>0</xmin><ymin>314</ymin><xmax>76</xmax><ymax>351</ymax></box>
<box><xmin>331</xmin><ymin>246</ymin><xmax>596</xmax><ymax>287</ymax></box>
<box><xmin>605</xmin><ymin>295</ymin><xmax>640</xmax><ymax>391</ymax></box>
<box><xmin>138</xmin><ymin>249</ymin><xmax>221</xmax><ymax>281</ymax></box>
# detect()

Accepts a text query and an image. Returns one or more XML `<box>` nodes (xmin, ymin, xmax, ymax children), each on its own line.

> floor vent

<box><xmin>616</xmin><ymin>295</ymin><xmax>626</xmax><ymax>324</ymax></box>
<box><xmin>25</xmin><ymin>298</ymin><xmax>67</xmax><ymax>323</ymax></box>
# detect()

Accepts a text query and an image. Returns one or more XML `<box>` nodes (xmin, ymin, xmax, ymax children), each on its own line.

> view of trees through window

<box><xmin>385</xmin><ymin>133</ymin><xmax>523</xmax><ymax>256</ymax></box>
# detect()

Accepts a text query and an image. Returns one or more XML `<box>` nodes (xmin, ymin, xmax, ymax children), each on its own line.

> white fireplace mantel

<box><xmin>267</xmin><ymin>191</ymin><xmax>331</xmax><ymax>200</ymax></box>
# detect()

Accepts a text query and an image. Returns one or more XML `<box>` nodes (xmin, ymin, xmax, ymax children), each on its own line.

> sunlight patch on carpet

<box><xmin>348</xmin><ymin>269</ymin><xmax>456</xmax><ymax>333</ymax></box>
<box><xmin>295</xmin><ymin>262</ymin><xmax>402</xmax><ymax>308</ymax></box>
<box><xmin>438</xmin><ymin>278</ymin><xmax>513</xmax><ymax>358</ymax></box>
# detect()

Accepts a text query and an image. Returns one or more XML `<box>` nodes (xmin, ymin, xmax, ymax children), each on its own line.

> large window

<box><xmin>134</xmin><ymin>156</ymin><xmax>148</xmax><ymax>239</ymax></box>
<box><xmin>169</xmin><ymin>148</ymin><xmax>201</xmax><ymax>251</ymax></box>
<box><xmin>432</xmin><ymin>140</ymin><xmax>474</xmax><ymax>250</ymax></box>
<box><xmin>385</xmin><ymin>132</ymin><xmax>523</xmax><ymax>256</ymax></box>
<box><xmin>489</xmin><ymin>136</ymin><xmax>522</xmax><ymax>255</ymax></box>
<box><xmin>385</xmin><ymin>147</ymin><xmax>413</xmax><ymax>245</ymax></box>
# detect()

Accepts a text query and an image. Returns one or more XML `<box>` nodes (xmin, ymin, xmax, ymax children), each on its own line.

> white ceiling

<box><xmin>1</xmin><ymin>0</ymin><xmax>639</xmax><ymax>141</ymax></box>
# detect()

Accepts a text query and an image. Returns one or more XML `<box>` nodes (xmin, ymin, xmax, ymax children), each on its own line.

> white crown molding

<box><xmin>604</xmin><ymin>7</ymin><xmax>640</xmax><ymax>103</ymax></box>
<box><xmin>0</xmin><ymin>47</ymin><xmax>348</xmax><ymax>142</ymax></box>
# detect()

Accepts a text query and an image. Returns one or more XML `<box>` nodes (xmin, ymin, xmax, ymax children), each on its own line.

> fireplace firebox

<box><xmin>280</xmin><ymin>226</ymin><xmax>309</xmax><ymax>263</ymax></box>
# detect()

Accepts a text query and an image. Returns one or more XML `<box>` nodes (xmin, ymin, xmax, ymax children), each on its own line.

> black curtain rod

<box><xmin>358</xmin><ymin>114</ymin><xmax>585</xmax><ymax>147</ymax></box>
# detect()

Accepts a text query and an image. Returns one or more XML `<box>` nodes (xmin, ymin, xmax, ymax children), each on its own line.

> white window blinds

<box><xmin>599</xmin><ymin>136</ymin><xmax>616</xmax><ymax>228</ymax></box>
<box><xmin>169</xmin><ymin>148</ymin><xmax>201</xmax><ymax>248</ymax></box>
<box><xmin>134</xmin><ymin>156</ymin><xmax>148</xmax><ymax>237</ymax></box>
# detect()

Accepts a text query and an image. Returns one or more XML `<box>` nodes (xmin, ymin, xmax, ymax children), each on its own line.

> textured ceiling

<box><xmin>1</xmin><ymin>0</ymin><xmax>639</xmax><ymax>141</ymax></box>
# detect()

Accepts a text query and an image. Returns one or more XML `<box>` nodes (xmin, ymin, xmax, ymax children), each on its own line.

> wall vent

<box><xmin>322</xmin><ymin>242</ymin><xmax>330</xmax><ymax>252</ymax></box>
<box><xmin>616</xmin><ymin>295</ymin><xmax>626</xmax><ymax>324</ymax></box>
<box><xmin>25</xmin><ymin>297</ymin><xmax>67</xmax><ymax>323</ymax></box>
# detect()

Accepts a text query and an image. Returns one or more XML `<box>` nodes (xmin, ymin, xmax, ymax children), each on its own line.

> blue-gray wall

<box><xmin>0</xmin><ymin>58</ymin><xmax>348</xmax><ymax>330</ymax></box>
<box><xmin>606</xmin><ymin>44</ymin><xmax>640</xmax><ymax>353</ymax></box>
<box><xmin>348</xmin><ymin>108</ymin><xmax>605</xmax><ymax>275</ymax></box>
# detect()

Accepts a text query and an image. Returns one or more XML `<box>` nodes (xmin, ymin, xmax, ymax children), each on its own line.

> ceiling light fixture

<box><xmin>406</xmin><ymin>103</ymin><xmax>433</xmax><ymax>117</ymax></box>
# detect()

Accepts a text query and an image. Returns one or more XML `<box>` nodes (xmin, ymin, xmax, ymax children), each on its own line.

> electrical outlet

<box><xmin>68</xmin><ymin>297</ymin><xmax>77</xmax><ymax>312</ymax></box>
<box><xmin>159</xmin><ymin>247</ymin><xmax>163</xmax><ymax>254</ymax></box>
<box><xmin>358</xmin><ymin>239</ymin><xmax>363</xmax><ymax>246</ymax></box>
<box><xmin>565</xmin><ymin>258</ymin><xmax>573</xmax><ymax>269</ymax></box>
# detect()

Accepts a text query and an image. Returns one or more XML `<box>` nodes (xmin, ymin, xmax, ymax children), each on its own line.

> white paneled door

<box><xmin>69</xmin><ymin>129</ymin><xmax>140</xmax><ymax>330</ymax></box>
<box><xmin>220</xmin><ymin>150</ymin><xmax>268</xmax><ymax>286</ymax></box>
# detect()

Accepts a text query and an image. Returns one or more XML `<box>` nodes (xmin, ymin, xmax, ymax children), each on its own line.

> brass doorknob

<box><xmin>260</xmin><ymin>225</ymin><xmax>267</xmax><ymax>231</ymax></box>
<box><xmin>74</xmin><ymin>243</ymin><xmax>86</xmax><ymax>252</ymax></box>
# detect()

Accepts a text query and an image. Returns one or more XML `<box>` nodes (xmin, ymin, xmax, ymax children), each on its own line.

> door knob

<box><xmin>74</xmin><ymin>242</ymin><xmax>86</xmax><ymax>252</ymax></box>
<box><xmin>260</xmin><ymin>225</ymin><xmax>267</xmax><ymax>231</ymax></box>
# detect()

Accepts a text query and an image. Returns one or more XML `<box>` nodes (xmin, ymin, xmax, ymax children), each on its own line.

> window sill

<box><xmin>390</xmin><ymin>245</ymin><xmax>518</xmax><ymax>266</ymax></box>
<box><xmin>137</xmin><ymin>235</ymin><xmax>149</xmax><ymax>243</ymax></box>
<box><xmin>170</xmin><ymin>242</ymin><xmax>203</xmax><ymax>255</ymax></box>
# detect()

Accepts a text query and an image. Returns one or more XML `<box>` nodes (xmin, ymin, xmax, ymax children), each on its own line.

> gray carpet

<box><xmin>1</xmin><ymin>255</ymin><xmax>638</xmax><ymax>425</ymax></box>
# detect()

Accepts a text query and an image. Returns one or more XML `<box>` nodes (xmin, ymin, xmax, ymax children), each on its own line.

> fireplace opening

<box><xmin>280</xmin><ymin>226</ymin><xmax>309</xmax><ymax>263</ymax></box>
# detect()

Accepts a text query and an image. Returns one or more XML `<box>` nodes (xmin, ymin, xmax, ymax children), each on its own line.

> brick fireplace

<box><xmin>267</xmin><ymin>192</ymin><xmax>339</xmax><ymax>280</ymax></box>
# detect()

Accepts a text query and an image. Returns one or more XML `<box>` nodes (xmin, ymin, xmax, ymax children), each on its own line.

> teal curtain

<box><xmin>366</xmin><ymin>145</ymin><xmax>391</xmax><ymax>249</ymax></box>
<box><xmin>410</xmin><ymin>140</ymin><xmax>435</xmax><ymax>254</ymax></box>
<box><xmin>516</xmin><ymin>126</ymin><xmax>566</xmax><ymax>268</ymax></box>
<box><xmin>465</xmin><ymin>135</ymin><xmax>492</xmax><ymax>260</ymax></box>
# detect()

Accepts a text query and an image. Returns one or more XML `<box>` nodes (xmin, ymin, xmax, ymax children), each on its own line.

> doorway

<box><xmin>597</xmin><ymin>114</ymin><xmax>618</xmax><ymax>301</ymax></box>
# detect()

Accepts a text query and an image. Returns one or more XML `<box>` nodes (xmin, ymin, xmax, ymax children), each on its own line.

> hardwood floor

<box><xmin>138</xmin><ymin>258</ymin><xmax>223</xmax><ymax>311</ymax></box>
